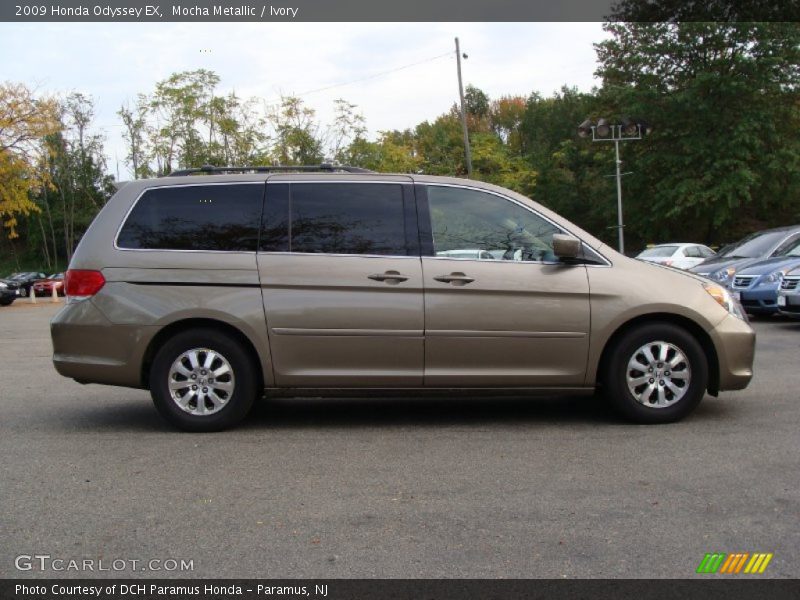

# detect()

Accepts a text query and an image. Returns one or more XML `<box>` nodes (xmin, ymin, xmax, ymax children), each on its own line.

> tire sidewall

<box><xmin>605</xmin><ymin>323</ymin><xmax>708</xmax><ymax>424</ymax></box>
<box><xmin>150</xmin><ymin>329</ymin><xmax>259</xmax><ymax>432</ymax></box>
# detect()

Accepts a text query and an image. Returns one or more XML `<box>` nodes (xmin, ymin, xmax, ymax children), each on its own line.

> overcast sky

<box><xmin>0</xmin><ymin>22</ymin><xmax>609</xmax><ymax>177</ymax></box>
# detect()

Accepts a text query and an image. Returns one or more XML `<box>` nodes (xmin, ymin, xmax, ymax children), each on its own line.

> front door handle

<box><xmin>433</xmin><ymin>272</ymin><xmax>475</xmax><ymax>285</ymax></box>
<box><xmin>368</xmin><ymin>270</ymin><xmax>409</xmax><ymax>284</ymax></box>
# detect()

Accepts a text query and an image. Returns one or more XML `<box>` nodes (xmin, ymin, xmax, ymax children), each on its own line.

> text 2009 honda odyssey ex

<box><xmin>51</xmin><ymin>166</ymin><xmax>755</xmax><ymax>431</ymax></box>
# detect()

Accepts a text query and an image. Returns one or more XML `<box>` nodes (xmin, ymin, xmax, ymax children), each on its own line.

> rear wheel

<box><xmin>18</xmin><ymin>287</ymin><xmax>27</xmax><ymax>297</ymax></box>
<box><xmin>602</xmin><ymin>323</ymin><xmax>708</xmax><ymax>424</ymax></box>
<box><xmin>0</xmin><ymin>297</ymin><xmax>14</xmax><ymax>306</ymax></box>
<box><xmin>150</xmin><ymin>328</ymin><xmax>259</xmax><ymax>432</ymax></box>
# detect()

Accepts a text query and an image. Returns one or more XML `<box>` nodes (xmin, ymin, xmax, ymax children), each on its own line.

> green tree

<box><xmin>0</xmin><ymin>83</ymin><xmax>59</xmax><ymax>239</ymax></box>
<box><xmin>269</xmin><ymin>96</ymin><xmax>324</xmax><ymax>165</ymax></box>
<box><xmin>594</xmin><ymin>21</ymin><xmax>800</xmax><ymax>246</ymax></box>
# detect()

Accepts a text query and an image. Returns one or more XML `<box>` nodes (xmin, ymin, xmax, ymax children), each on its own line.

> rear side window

<box><xmin>260</xmin><ymin>183</ymin><xmax>408</xmax><ymax>256</ymax></box>
<box><xmin>117</xmin><ymin>184</ymin><xmax>263</xmax><ymax>251</ymax></box>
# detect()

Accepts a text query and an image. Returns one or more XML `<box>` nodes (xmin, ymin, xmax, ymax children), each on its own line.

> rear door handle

<box><xmin>433</xmin><ymin>272</ymin><xmax>475</xmax><ymax>285</ymax></box>
<box><xmin>368</xmin><ymin>270</ymin><xmax>409</xmax><ymax>284</ymax></box>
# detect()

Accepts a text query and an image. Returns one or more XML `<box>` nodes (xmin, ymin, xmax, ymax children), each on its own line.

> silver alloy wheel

<box><xmin>167</xmin><ymin>348</ymin><xmax>235</xmax><ymax>416</ymax></box>
<box><xmin>625</xmin><ymin>341</ymin><xmax>691</xmax><ymax>408</ymax></box>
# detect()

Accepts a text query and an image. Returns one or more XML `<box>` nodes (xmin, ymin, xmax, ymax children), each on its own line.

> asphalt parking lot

<box><xmin>0</xmin><ymin>301</ymin><xmax>797</xmax><ymax>579</ymax></box>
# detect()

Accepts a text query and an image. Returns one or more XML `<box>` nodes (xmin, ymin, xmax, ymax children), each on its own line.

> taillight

<box><xmin>65</xmin><ymin>269</ymin><xmax>105</xmax><ymax>299</ymax></box>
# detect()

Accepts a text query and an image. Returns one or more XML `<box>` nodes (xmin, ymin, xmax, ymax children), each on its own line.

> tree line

<box><xmin>1</xmin><ymin>20</ymin><xmax>799</xmax><ymax>272</ymax></box>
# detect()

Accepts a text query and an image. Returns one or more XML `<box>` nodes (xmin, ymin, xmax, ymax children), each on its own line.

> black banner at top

<box><xmin>1</xmin><ymin>0</ymin><xmax>798</xmax><ymax>22</ymax></box>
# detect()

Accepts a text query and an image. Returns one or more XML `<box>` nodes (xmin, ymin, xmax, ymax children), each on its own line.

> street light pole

<box><xmin>614</xmin><ymin>137</ymin><xmax>624</xmax><ymax>254</ymax></box>
<box><xmin>578</xmin><ymin>119</ymin><xmax>647</xmax><ymax>255</ymax></box>
<box><xmin>455</xmin><ymin>37</ymin><xmax>473</xmax><ymax>178</ymax></box>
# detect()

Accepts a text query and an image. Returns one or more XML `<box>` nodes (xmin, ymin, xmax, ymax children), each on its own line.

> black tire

<box><xmin>150</xmin><ymin>328</ymin><xmax>260</xmax><ymax>432</ymax></box>
<box><xmin>602</xmin><ymin>322</ymin><xmax>708</xmax><ymax>424</ymax></box>
<box><xmin>18</xmin><ymin>287</ymin><xmax>27</xmax><ymax>297</ymax></box>
<box><xmin>0</xmin><ymin>297</ymin><xmax>14</xmax><ymax>306</ymax></box>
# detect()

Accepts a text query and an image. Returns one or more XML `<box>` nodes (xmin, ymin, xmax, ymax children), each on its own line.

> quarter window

<box><xmin>427</xmin><ymin>185</ymin><xmax>562</xmax><ymax>262</ymax></box>
<box><xmin>117</xmin><ymin>184</ymin><xmax>263</xmax><ymax>251</ymax></box>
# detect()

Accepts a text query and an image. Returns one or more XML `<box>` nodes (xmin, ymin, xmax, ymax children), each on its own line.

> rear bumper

<box><xmin>709</xmin><ymin>314</ymin><xmax>756</xmax><ymax>391</ymax></box>
<box><xmin>51</xmin><ymin>300</ymin><xmax>155</xmax><ymax>388</ymax></box>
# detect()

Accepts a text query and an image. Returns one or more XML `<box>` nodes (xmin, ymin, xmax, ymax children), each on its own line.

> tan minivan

<box><xmin>51</xmin><ymin>166</ymin><xmax>755</xmax><ymax>431</ymax></box>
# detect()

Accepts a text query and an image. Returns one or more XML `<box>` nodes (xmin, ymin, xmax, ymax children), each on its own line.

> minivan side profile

<box><xmin>51</xmin><ymin>167</ymin><xmax>755</xmax><ymax>431</ymax></box>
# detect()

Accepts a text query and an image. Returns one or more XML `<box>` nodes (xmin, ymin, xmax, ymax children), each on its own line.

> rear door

<box><xmin>257</xmin><ymin>178</ymin><xmax>424</xmax><ymax>387</ymax></box>
<box><xmin>418</xmin><ymin>183</ymin><xmax>592</xmax><ymax>387</ymax></box>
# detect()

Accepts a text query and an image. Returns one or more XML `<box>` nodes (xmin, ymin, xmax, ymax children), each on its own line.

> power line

<box><xmin>261</xmin><ymin>51</ymin><xmax>454</xmax><ymax>106</ymax></box>
<box><xmin>95</xmin><ymin>50</ymin><xmax>454</xmax><ymax>129</ymax></box>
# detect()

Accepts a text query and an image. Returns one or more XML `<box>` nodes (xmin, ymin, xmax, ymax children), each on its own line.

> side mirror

<box><xmin>553</xmin><ymin>234</ymin><xmax>581</xmax><ymax>260</ymax></box>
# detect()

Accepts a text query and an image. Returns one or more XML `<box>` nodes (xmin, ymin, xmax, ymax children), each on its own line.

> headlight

<box><xmin>764</xmin><ymin>270</ymin><xmax>785</xmax><ymax>284</ymax></box>
<box><xmin>0</xmin><ymin>282</ymin><xmax>6</xmax><ymax>289</ymax></box>
<box><xmin>712</xmin><ymin>267</ymin><xmax>736</xmax><ymax>283</ymax></box>
<box><xmin>703</xmin><ymin>283</ymin><xmax>747</xmax><ymax>320</ymax></box>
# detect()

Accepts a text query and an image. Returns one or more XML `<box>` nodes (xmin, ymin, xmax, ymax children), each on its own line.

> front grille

<box><xmin>732</xmin><ymin>276</ymin><xmax>756</xmax><ymax>288</ymax></box>
<box><xmin>780</xmin><ymin>277</ymin><xmax>800</xmax><ymax>291</ymax></box>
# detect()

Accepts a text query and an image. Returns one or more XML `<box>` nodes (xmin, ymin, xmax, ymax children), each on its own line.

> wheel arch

<box><xmin>141</xmin><ymin>318</ymin><xmax>264</xmax><ymax>390</ymax></box>
<box><xmin>595</xmin><ymin>313</ymin><xmax>720</xmax><ymax>396</ymax></box>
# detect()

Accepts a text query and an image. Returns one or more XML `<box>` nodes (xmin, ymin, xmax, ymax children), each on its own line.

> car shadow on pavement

<box><xmin>52</xmin><ymin>392</ymin><xmax>736</xmax><ymax>433</ymax></box>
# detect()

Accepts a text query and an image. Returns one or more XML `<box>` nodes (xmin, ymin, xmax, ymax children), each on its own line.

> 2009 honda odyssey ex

<box><xmin>51</xmin><ymin>166</ymin><xmax>755</xmax><ymax>431</ymax></box>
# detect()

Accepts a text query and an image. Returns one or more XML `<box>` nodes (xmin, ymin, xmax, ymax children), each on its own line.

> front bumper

<box><xmin>734</xmin><ymin>287</ymin><xmax>779</xmax><ymax>314</ymax></box>
<box><xmin>708</xmin><ymin>314</ymin><xmax>756</xmax><ymax>391</ymax></box>
<box><xmin>777</xmin><ymin>292</ymin><xmax>800</xmax><ymax>318</ymax></box>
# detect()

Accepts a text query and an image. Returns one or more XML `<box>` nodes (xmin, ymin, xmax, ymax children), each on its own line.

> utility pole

<box><xmin>578</xmin><ymin>118</ymin><xmax>650</xmax><ymax>255</ymax></box>
<box><xmin>455</xmin><ymin>37</ymin><xmax>473</xmax><ymax>178</ymax></box>
<box><xmin>611</xmin><ymin>139</ymin><xmax>623</xmax><ymax>254</ymax></box>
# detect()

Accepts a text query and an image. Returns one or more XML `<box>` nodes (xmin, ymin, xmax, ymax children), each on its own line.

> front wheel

<box><xmin>150</xmin><ymin>329</ymin><xmax>260</xmax><ymax>432</ymax></box>
<box><xmin>602</xmin><ymin>323</ymin><xmax>708</xmax><ymax>424</ymax></box>
<box><xmin>18</xmin><ymin>287</ymin><xmax>27</xmax><ymax>297</ymax></box>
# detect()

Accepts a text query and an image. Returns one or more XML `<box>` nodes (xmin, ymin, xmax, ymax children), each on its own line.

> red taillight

<box><xmin>65</xmin><ymin>269</ymin><xmax>105</xmax><ymax>297</ymax></box>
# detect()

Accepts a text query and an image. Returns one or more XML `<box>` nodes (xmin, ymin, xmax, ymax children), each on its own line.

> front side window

<box><xmin>117</xmin><ymin>184</ymin><xmax>263</xmax><ymax>251</ymax></box>
<box><xmin>427</xmin><ymin>185</ymin><xmax>562</xmax><ymax>262</ymax></box>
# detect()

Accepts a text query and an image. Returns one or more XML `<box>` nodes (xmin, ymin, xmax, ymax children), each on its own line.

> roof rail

<box><xmin>165</xmin><ymin>164</ymin><xmax>375</xmax><ymax>177</ymax></box>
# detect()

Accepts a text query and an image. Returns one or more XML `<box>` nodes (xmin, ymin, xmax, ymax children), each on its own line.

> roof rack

<box><xmin>165</xmin><ymin>164</ymin><xmax>375</xmax><ymax>177</ymax></box>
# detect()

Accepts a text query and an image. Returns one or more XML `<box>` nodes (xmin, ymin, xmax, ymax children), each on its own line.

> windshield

<box><xmin>774</xmin><ymin>237</ymin><xmax>800</xmax><ymax>257</ymax></box>
<box><xmin>717</xmin><ymin>231</ymin><xmax>787</xmax><ymax>259</ymax></box>
<box><xmin>639</xmin><ymin>246</ymin><xmax>678</xmax><ymax>258</ymax></box>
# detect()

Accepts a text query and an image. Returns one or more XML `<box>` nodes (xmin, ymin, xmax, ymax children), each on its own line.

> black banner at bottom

<box><xmin>2</xmin><ymin>579</ymin><xmax>800</xmax><ymax>600</ymax></box>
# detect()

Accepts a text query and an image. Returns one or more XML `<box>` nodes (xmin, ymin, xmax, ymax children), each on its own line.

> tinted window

<box><xmin>289</xmin><ymin>183</ymin><xmax>407</xmax><ymax>255</ymax></box>
<box><xmin>427</xmin><ymin>185</ymin><xmax>562</xmax><ymax>262</ymax></box>
<box><xmin>118</xmin><ymin>184</ymin><xmax>263</xmax><ymax>251</ymax></box>
<box><xmin>260</xmin><ymin>183</ymin><xmax>290</xmax><ymax>252</ymax></box>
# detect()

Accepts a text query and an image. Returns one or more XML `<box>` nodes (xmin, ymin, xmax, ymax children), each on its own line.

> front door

<box><xmin>419</xmin><ymin>184</ymin><xmax>592</xmax><ymax>387</ymax></box>
<box><xmin>257</xmin><ymin>180</ymin><xmax>424</xmax><ymax>387</ymax></box>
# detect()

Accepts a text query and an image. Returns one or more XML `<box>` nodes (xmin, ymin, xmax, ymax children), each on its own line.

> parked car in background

<box><xmin>690</xmin><ymin>225</ymin><xmax>800</xmax><ymax>285</ymax></box>
<box><xmin>32</xmin><ymin>273</ymin><xmax>65</xmax><ymax>297</ymax></box>
<box><xmin>6</xmin><ymin>272</ymin><xmax>46</xmax><ymax>298</ymax></box>
<box><xmin>636</xmin><ymin>243</ymin><xmax>715</xmax><ymax>270</ymax></box>
<box><xmin>0</xmin><ymin>278</ymin><xmax>21</xmax><ymax>306</ymax></box>
<box><xmin>777</xmin><ymin>265</ymin><xmax>800</xmax><ymax>318</ymax></box>
<box><xmin>729</xmin><ymin>237</ymin><xmax>800</xmax><ymax>315</ymax></box>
